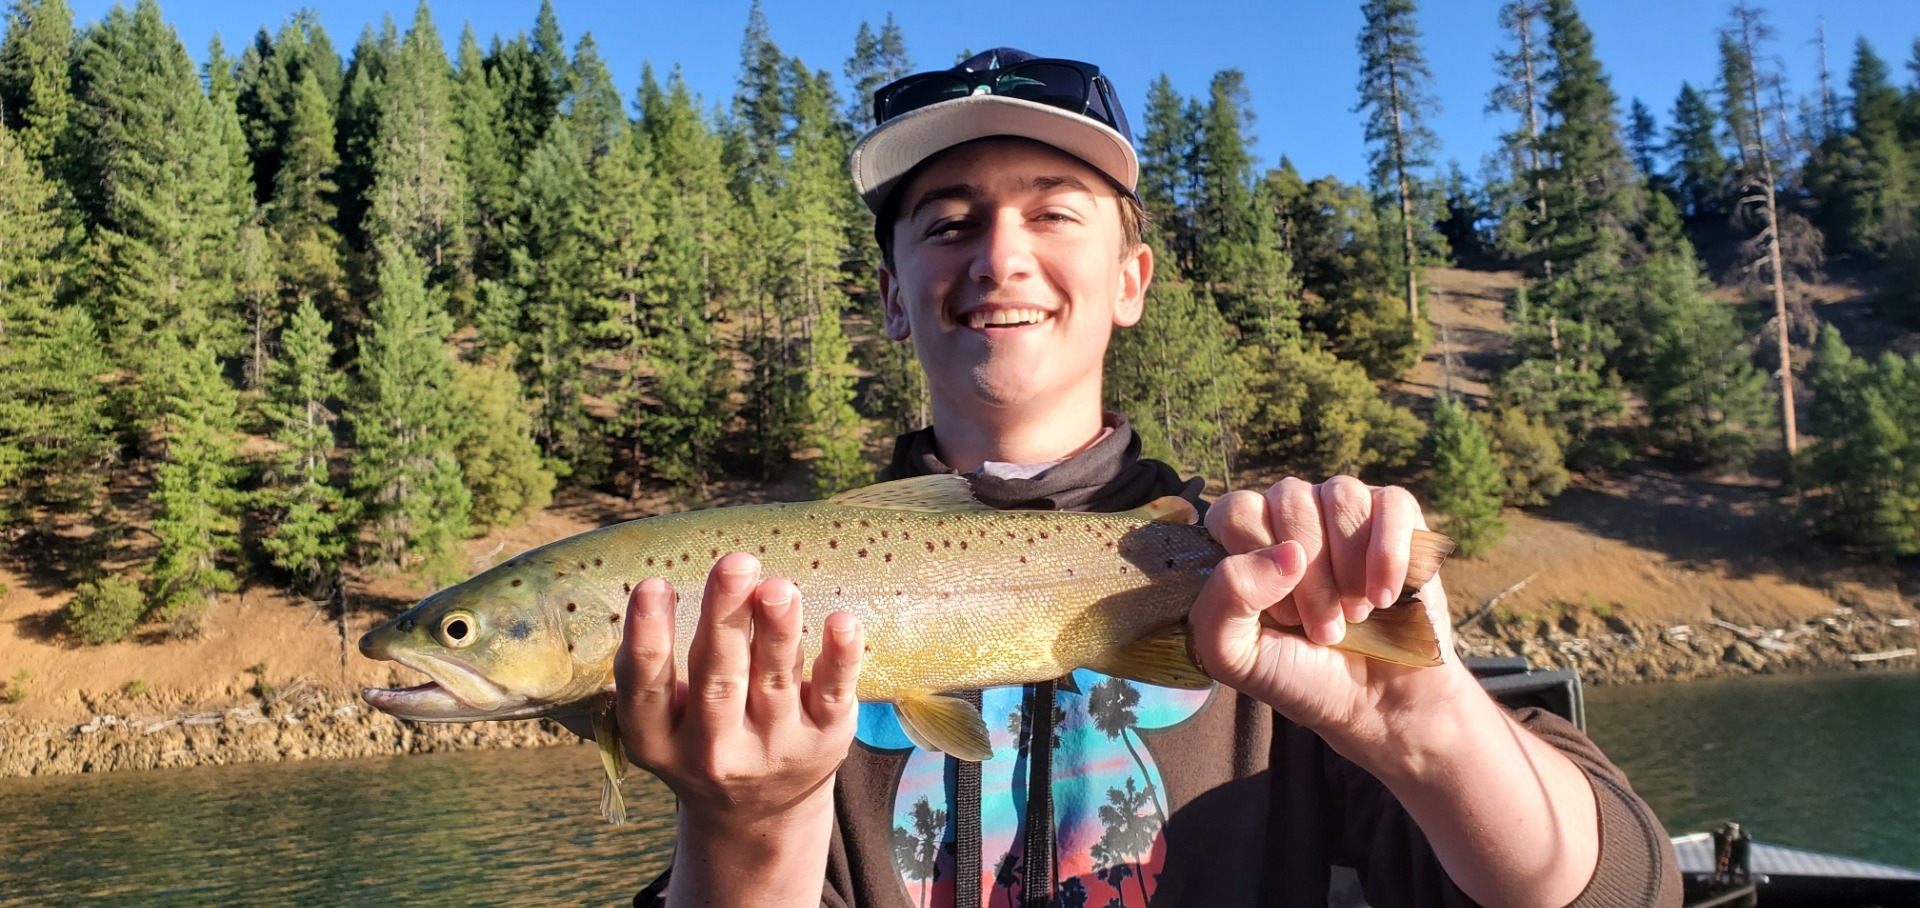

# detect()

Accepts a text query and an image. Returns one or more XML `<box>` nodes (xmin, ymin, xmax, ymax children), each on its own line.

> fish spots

<box><xmin>833</xmin><ymin>520</ymin><xmax>843</xmax><ymax>529</ymax></box>
<box><xmin>622</xmin><ymin>582</ymin><xmax>632</xmax><ymax>594</ymax></box>
<box><xmin>610</xmin><ymin>613</ymin><xmax>622</xmax><ymax>623</ymax></box>
<box><xmin>710</xmin><ymin>548</ymin><xmax>719</xmax><ymax>559</ymax></box>
<box><xmin>646</xmin><ymin>557</ymin><xmax>656</xmax><ymax>567</ymax></box>
<box><xmin>883</xmin><ymin>552</ymin><xmax>894</xmax><ymax>563</ymax></box>
<box><xmin>511</xmin><ymin>578</ymin><xmax>523</xmax><ymax>588</ymax></box>
<box><xmin>857</xmin><ymin>549</ymin><xmax>869</xmax><ymax>558</ymax></box>
<box><xmin>793</xmin><ymin>541</ymin><xmax>803</xmax><ymax>551</ymax></box>
<box><xmin>880</xmin><ymin>530</ymin><xmax>890</xmax><ymax>539</ymax></box>
<box><xmin>758</xmin><ymin>545</ymin><xmax>767</xmax><ymax>554</ymax></box>
<box><xmin>860</xmin><ymin>520</ymin><xmax>871</xmax><ymax>528</ymax></box>
<box><xmin>509</xmin><ymin>620</ymin><xmax>533</xmax><ymax>640</ymax></box>
<box><xmin>925</xmin><ymin>541</ymin><xmax>936</xmax><ymax>552</ymax></box>
<box><xmin>829</xmin><ymin>539</ymin><xmax>839</xmax><ymax>549</ymax></box>
<box><xmin>566</xmin><ymin>602</ymin><xmax>578</xmax><ymax>613</ymax></box>
<box><xmin>554</xmin><ymin>571</ymin><xmax>567</xmax><ymax>579</ymax></box>
<box><xmin>942</xmin><ymin>540</ymin><xmax>952</xmax><ymax>549</ymax></box>
<box><xmin>1065</xmin><ymin>568</ymin><xmax>1077</xmax><ymax>578</ymax></box>
<box><xmin>867</xmin><ymin>536</ymin><xmax>876</xmax><ymax>544</ymax></box>
<box><xmin>771</xmin><ymin>527</ymin><xmax>782</xmax><ymax>536</ymax></box>
<box><xmin>1040</xmin><ymin>532</ymin><xmax>1050</xmax><ymax>540</ymax></box>
<box><xmin>811</xmin><ymin>559</ymin><xmax>821</xmax><ymax>570</ymax></box>
<box><xmin>680</xmin><ymin>553</ymin><xmax>690</xmax><ymax>564</ymax></box>
<box><xmin>834</xmin><ymin>587</ymin><xmax>844</xmax><ymax>597</ymax></box>
<box><xmin>1119</xmin><ymin>566</ymin><xmax>1130</xmax><ymax>574</ymax></box>
<box><xmin>593</xmin><ymin>557</ymin><xmax>604</xmax><ymax>567</ymax></box>
<box><xmin>567</xmin><ymin>643</ymin><xmax>576</xmax><ymax>653</ymax></box>
<box><xmin>959</xmin><ymin>540</ymin><xmax>969</xmax><ymax>550</ymax></box>
<box><xmin>1019</xmin><ymin>555</ymin><xmax>1028</xmax><ymax>564</ymax></box>
<box><xmin>901</xmin><ymin>531</ymin><xmax>911</xmax><ymax>541</ymax></box>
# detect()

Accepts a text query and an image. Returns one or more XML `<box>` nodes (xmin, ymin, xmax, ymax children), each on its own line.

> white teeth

<box><xmin>966</xmin><ymin>308</ymin><xmax>1048</xmax><ymax>329</ymax></box>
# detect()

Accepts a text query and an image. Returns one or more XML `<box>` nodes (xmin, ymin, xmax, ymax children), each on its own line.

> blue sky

<box><xmin>55</xmin><ymin>0</ymin><xmax>1920</xmax><ymax>186</ymax></box>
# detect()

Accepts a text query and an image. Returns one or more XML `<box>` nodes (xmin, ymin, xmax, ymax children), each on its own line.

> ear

<box><xmin>879</xmin><ymin>262</ymin><xmax>911</xmax><ymax>341</ymax></box>
<box><xmin>1112</xmin><ymin>241</ymin><xmax>1152</xmax><ymax>328</ymax></box>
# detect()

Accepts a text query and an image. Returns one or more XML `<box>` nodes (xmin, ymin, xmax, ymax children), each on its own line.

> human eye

<box><xmin>925</xmin><ymin>217</ymin><xmax>972</xmax><ymax>240</ymax></box>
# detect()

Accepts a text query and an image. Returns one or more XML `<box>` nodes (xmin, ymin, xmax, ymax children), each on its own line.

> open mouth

<box><xmin>964</xmin><ymin>307</ymin><xmax>1050</xmax><ymax>330</ymax></box>
<box><xmin>361</xmin><ymin>657</ymin><xmax>514</xmax><ymax>722</ymax></box>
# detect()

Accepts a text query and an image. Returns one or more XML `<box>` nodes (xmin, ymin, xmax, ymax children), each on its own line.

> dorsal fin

<box><xmin>1405</xmin><ymin>528</ymin><xmax>1457</xmax><ymax>591</ymax></box>
<box><xmin>828</xmin><ymin>474</ymin><xmax>993</xmax><ymax>512</ymax></box>
<box><xmin>1124</xmin><ymin>495</ymin><xmax>1199</xmax><ymax>526</ymax></box>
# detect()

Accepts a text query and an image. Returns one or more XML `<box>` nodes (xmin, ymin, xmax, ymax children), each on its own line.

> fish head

<box><xmin>359</xmin><ymin>562</ymin><xmax>582</xmax><ymax>722</ymax></box>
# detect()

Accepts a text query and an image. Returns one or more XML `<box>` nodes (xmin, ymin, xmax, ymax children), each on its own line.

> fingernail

<box><xmin>718</xmin><ymin>567</ymin><xmax>756</xmax><ymax>595</ymax></box>
<box><xmin>761</xmin><ymin>587</ymin><xmax>792</xmax><ymax>616</ymax></box>
<box><xmin>827</xmin><ymin>614</ymin><xmax>858</xmax><ymax>643</ymax></box>
<box><xmin>1269</xmin><ymin>541</ymin><xmax>1305</xmax><ymax>574</ymax></box>
<box><xmin>1372</xmin><ymin>586</ymin><xmax>1398</xmax><ymax>611</ymax></box>
<box><xmin>634</xmin><ymin>584</ymin><xmax>669</xmax><ymax>618</ymax></box>
<box><xmin>1314</xmin><ymin>616</ymin><xmax>1347</xmax><ymax>647</ymax></box>
<box><xmin>1346</xmin><ymin>601</ymin><xmax>1373</xmax><ymax>624</ymax></box>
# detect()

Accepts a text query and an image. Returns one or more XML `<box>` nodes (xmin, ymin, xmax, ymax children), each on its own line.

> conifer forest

<box><xmin>3</xmin><ymin>0</ymin><xmax>1920</xmax><ymax>644</ymax></box>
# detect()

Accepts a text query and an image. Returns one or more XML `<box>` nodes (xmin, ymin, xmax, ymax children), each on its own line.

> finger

<box><xmin>613</xmin><ymin>578</ymin><xmax>679</xmax><ymax>753</ymax></box>
<box><xmin>1206</xmin><ymin>489</ymin><xmax>1296</xmax><ymax>626</ymax></box>
<box><xmin>1315</xmin><ymin>476</ymin><xmax>1376</xmax><ymax>626</ymax></box>
<box><xmin>805</xmin><ymin>612</ymin><xmax>863</xmax><ymax>732</ymax></box>
<box><xmin>746</xmin><ymin>577</ymin><xmax>803</xmax><ymax>728</ymax></box>
<box><xmin>1189</xmin><ymin>542</ymin><xmax>1309</xmax><ymax>685</ymax></box>
<box><xmin>685</xmin><ymin>552</ymin><xmax>761</xmax><ymax>728</ymax></box>
<box><xmin>1367</xmin><ymin>486</ymin><xmax>1417</xmax><ymax>612</ymax></box>
<box><xmin>1268</xmin><ymin>477</ymin><xmax>1342</xmax><ymax>643</ymax></box>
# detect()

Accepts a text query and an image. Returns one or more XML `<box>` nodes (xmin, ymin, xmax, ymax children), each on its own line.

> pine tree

<box><xmin>488</xmin><ymin>33</ymin><xmax>557</xmax><ymax>172</ymax></box>
<box><xmin>1191</xmin><ymin>70</ymin><xmax>1297</xmax><ymax>344</ymax></box>
<box><xmin>1356</xmin><ymin>0</ymin><xmax>1441</xmax><ymax>325</ymax></box>
<box><xmin>233</xmin><ymin>12</ymin><xmax>340</xmax><ymax>205</ymax></box>
<box><xmin>0</xmin><ymin>125</ymin><xmax>110</xmax><ymax>525</ymax></box>
<box><xmin>636</xmin><ymin>66</ymin><xmax>736</xmax><ymax>496</ymax></box>
<box><xmin>1666</xmin><ymin>82</ymin><xmax>1728</xmax><ymax>219</ymax></box>
<box><xmin>1427</xmin><ymin>397</ymin><xmax>1505</xmax><ymax>557</ymax></box>
<box><xmin>1488</xmin><ymin>0</ymin><xmax>1548</xmax><ymax>265</ymax></box>
<box><xmin>1481</xmin><ymin>405</ymin><xmax>1568</xmax><ymax>506</ymax></box>
<box><xmin>67</xmin><ymin>0</ymin><xmax>247</xmax><ymax>376</ymax></box>
<box><xmin>366</xmin><ymin>1</ymin><xmax>467</xmax><ymax>291</ymax></box>
<box><xmin>1239</xmin><ymin>341</ymin><xmax>1424</xmax><ymax>479</ymax></box>
<box><xmin>1626</xmin><ymin>98</ymin><xmax>1661</xmax><ymax>178</ymax></box>
<box><xmin>567</xmin><ymin>33</ymin><xmax>624</xmax><ymax>163</ymax></box>
<box><xmin>842</xmin><ymin>13</ymin><xmax>909</xmax><ymax>129</ymax></box>
<box><xmin>481</xmin><ymin>119</ymin><xmax>602</xmax><ymax>481</ymax></box>
<box><xmin>1721</xmin><ymin>3</ymin><xmax>1816</xmax><ymax>457</ymax></box>
<box><xmin>146</xmin><ymin>339</ymin><xmax>244</xmax><ymax>628</ymax></box>
<box><xmin>449</xmin><ymin>355</ymin><xmax>554</xmax><ymax>530</ymax></box>
<box><xmin>453</xmin><ymin>25</ymin><xmax>512</xmax><ymax>286</ymax></box>
<box><xmin>1138</xmin><ymin>74</ymin><xmax>1200</xmax><ymax>275</ymax></box>
<box><xmin>1799</xmin><ymin>329</ymin><xmax>1920</xmax><ymax>558</ymax></box>
<box><xmin>0</xmin><ymin>0</ymin><xmax>74</xmax><ymax>169</ymax></box>
<box><xmin>348</xmin><ymin>243</ymin><xmax>471</xmax><ymax>582</ymax></box>
<box><xmin>806</xmin><ymin>295</ymin><xmax>868</xmax><ymax>495</ymax></box>
<box><xmin>1105</xmin><ymin>268</ymin><xmax>1245</xmax><ymax>484</ymax></box>
<box><xmin>256</xmin><ymin>299</ymin><xmax>353</xmax><ymax>596</ymax></box>
<box><xmin>334</xmin><ymin>21</ymin><xmax>395</xmax><ymax>254</ymax></box>
<box><xmin>268</xmin><ymin>68</ymin><xmax>347</xmax><ymax>329</ymax></box>
<box><xmin>732</xmin><ymin>0</ymin><xmax>785</xmax><ymax>188</ymax></box>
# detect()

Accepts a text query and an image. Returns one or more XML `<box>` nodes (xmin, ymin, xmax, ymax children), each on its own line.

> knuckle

<box><xmin>758</xmin><ymin>669</ymin><xmax>795</xmax><ymax>692</ymax></box>
<box><xmin>697</xmin><ymin>676</ymin><xmax>743</xmax><ymax>702</ymax></box>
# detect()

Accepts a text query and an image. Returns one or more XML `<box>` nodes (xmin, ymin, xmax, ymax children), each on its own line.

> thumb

<box><xmin>1191</xmin><ymin>541</ymin><xmax>1308</xmax><ymax>685</ymax></box>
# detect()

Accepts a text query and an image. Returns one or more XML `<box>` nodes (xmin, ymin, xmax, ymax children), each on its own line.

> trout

<box><xmin>358</xmin><ymin>474</ymin><xmax>1454</xmax><ymax>823</ymax></box>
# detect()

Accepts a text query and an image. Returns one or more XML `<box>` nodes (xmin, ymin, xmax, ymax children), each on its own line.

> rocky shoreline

<box><xmin>2</xmin><ymin>607</ymin><xmax>1915</xmax><ymax>780</ymax></box>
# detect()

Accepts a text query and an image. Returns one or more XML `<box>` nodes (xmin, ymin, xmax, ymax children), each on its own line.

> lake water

<box><xmin>2</xmin><ymin>670</ymin><xmax>1915</xmax><ymax>904</ymax></box>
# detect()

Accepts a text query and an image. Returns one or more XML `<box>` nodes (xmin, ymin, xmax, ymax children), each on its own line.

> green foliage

<box><xmin>1106</xmin><ymin>274</ymin><xmax>1246</xmax><ymax>484</ymax></box>
<box><xmin>256</xmin><ymin>300</ymin><xmax>355</xmax><ymax>594</ymax></box>
<box><xmin>0</xmin><ymin>0</ymin><xmax>75</xmax><ymax>168</ymax></box>
<box><xmin>146</xmin><ymin>341</ymin><xmax>244</xmax><ymax>625</ymax></box>
<box><xmin>1239</xmin><ymin>341</ymin><xmax>1423</xmax><ymax>479</ymax></box>
<box><xmin>842</xmin><ymin>14</ymin><xmax>910</xmax><ymax>130</ymax></box>
<box><xmin>347</xmin><ymin>244</ymin><xmax>472</xmax><ymax>582</ymax></box>
<box><xmin>1481</xmin><ymin>405</ymin><xmax>1568</xmax><ymax>507</ymax></box>
<box><xmin>1356</xmin><ymin>0</ymin><xmax>1444</xmax><ymax>324</ymax></box>
<box><xmin>1798</xmin><ymin>327</ymin><xmax>1920</xmax><ymax>559</ymax></box>
<box><xmin>366</xmin><ymin>2</ymin><xmax>468</xmax><ymax>288</ymax></box>
<box><xmin>2</xmin><ymin>668</ymin><xmax>26</xmax><ymax>702</ymax></box>
<box><xmin>805</xmin><ymin>299</ymin><xmax>869</xmax><ymax>496</ymax></box>
<box><xmin>267</xmin><ymin>68</ymin><xmax>347</xmax><ymax>326</ymax></box>
<box><xmin>64</xmin><ymin>575</ymin><xmax>145</xmax><ymax>645</ymax></box>
<box><xmin>124</xmin><ymin>678</ymin><xmax>147</xmax><ymax>697</ymax></box>
<box><xmin>1639</xmin><ymin>252</ymin><xmax>1772</xmax><ymax>469</ymax></box>
<box><xmin>1428</xmin><ymin>397</ymin><xmax>1506</xmax><ymax>557</ymax></box>
<box><xmin>67</xmin><ymin>0</ymin><xmax>249</xmax><ymax>370</ymax></box>
<box><xmin>449</xmin><ymin>355</ymin><xmax>555</xmax><ymax>530</ymax></box>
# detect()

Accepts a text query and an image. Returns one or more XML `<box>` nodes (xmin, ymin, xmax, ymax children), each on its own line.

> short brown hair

<box><xmin>874</xmin><ymin>140</ymin><xmax>1150</xmax><ymax>269</ymax></box>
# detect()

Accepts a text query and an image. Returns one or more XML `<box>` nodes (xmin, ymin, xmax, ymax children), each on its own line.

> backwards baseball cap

<box><xmin>849</xmin><ymin>47</ymin><xmax>1138</xmax><ymax>215</ymax></box>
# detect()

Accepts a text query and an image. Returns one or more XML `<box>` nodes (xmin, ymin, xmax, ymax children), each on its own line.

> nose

<box><xmin>968</xmin><ymin>210</ymin><xmax>1035</xmax><ymax>287</ymax></box>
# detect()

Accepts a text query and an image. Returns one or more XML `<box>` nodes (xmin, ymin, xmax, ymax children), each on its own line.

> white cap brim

<box><xmin>850</xmin><ymin>94</ymin><xmax>1139</xmax><ymax>214</ymax></box>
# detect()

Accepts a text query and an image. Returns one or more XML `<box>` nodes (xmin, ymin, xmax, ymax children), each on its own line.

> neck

<box><xmin>927</xmin><ymin>395</ymin><xmax>1108</xmax><ymax>474</ymax></box>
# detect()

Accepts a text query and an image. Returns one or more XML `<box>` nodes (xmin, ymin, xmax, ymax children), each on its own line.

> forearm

<box><xmin>665</xmin><ymin>785</ymin><xmax>836</xmax><ymax>908</ymax></box>
<box><xmin>1333</xmin><ymin>668</ymin><xmax>1600</xmax><ymax>908</ymax></box>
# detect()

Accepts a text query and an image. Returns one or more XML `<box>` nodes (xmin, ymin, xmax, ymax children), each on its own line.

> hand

<box><xmin>615</xmin><ymin>552</ymin><xmax>865</xmax><ymax>833</ymax></box>
<box><xmin>1189</xmin><ymin>476</ymin><xmax>1471</xmax><ymax>755</ymax></box>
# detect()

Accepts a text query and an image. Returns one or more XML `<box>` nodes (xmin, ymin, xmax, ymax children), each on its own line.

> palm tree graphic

<box><xmin>893</xmin><ymin>796</ymin><xmax>947</xmax><ymax>908</ymax></box>
<box><xmin>1092</xmin><ymin>776</ymin><xmax>1161</xmax><ymax>908</ymax></box>
<box><xmin>994</xmin><ymin>850</ymin><xmax>1022</xmax><ymax>906</ymax></box>
<box><xmin>1087</xmin><ymin>677</ymin><xmax>1168</xmax><ymax>825</ymax></box>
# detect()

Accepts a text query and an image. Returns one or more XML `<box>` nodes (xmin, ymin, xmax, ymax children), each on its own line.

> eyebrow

<box><xmin>904</xmin><ymin>174</ymin><xmax>1099</xmax><ymax>222</ymax></box>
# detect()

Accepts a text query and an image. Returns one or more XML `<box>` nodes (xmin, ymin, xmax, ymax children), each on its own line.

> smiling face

<box><xmin>879</xmin><ymin>138</ymin><xmax>1152</xmax><ymax>451</ymax></box>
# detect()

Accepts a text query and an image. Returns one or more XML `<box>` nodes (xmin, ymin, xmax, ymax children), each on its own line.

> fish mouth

<box><xmin>360</xmin><ymin>655</ymin><xmax>540</xmax><ymax>722</ymax></box>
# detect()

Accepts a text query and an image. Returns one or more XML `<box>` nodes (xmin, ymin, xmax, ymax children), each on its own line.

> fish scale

<box><xmin>359</xmin><ymin>474</ymin><xmax>1454</xmax><ymax>824</ymax></box>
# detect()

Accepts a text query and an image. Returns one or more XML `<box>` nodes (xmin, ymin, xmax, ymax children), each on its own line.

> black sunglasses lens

<box><xmin>880</xmin><ymin>74</ymin><xmax>973</xmax><ymax>121</ymax></box>
<box><xmin>989</xmin><ymin>62</ymin><xmax>1092</xmax><ymax>113</ymax></box>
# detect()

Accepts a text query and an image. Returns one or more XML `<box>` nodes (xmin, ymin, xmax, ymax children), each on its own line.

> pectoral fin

<box><xmin>1080</xmin><ymin>623</ymin><xmax>1213</xmax><ymax>689</ymax></box>
<box><xmin>894</xmin><ymin>694</ymin><xmax>994</xmax><ymax>761</ymax></box>
<box><xmin>591</xmin><ymin>696</ymin><xmax>628</xmax><ymax>826</ymax></box>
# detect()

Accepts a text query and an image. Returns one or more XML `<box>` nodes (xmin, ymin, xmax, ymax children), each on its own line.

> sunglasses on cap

<box><xmin>871</xmin><ymin>57</ymin><xmax>1133</xmax><ymax>142</ymax></box>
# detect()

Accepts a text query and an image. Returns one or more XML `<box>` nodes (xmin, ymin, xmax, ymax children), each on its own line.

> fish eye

<box><xmin>438</xmin><ymin>611</ymin><xmax>479</xmax><ymax>648</ymax></box>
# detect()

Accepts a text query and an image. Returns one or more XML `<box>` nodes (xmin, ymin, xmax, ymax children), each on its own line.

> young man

<box><xmin>614</xmin><ymin>50</ymin><xmax>1680</xmax><ymax>907</ymax></box>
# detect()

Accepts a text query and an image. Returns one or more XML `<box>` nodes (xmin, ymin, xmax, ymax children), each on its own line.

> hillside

<box><xmin>2</xmin><ymin>265</ymin><xmax>1916</xmax><ymax>743</ymax></box>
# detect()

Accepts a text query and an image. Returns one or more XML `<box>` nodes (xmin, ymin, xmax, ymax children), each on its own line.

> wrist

<box><xmin>1319</xmin><ymin>661</ymin><xmax>1490</xmax><ymax>786</ymax></box>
